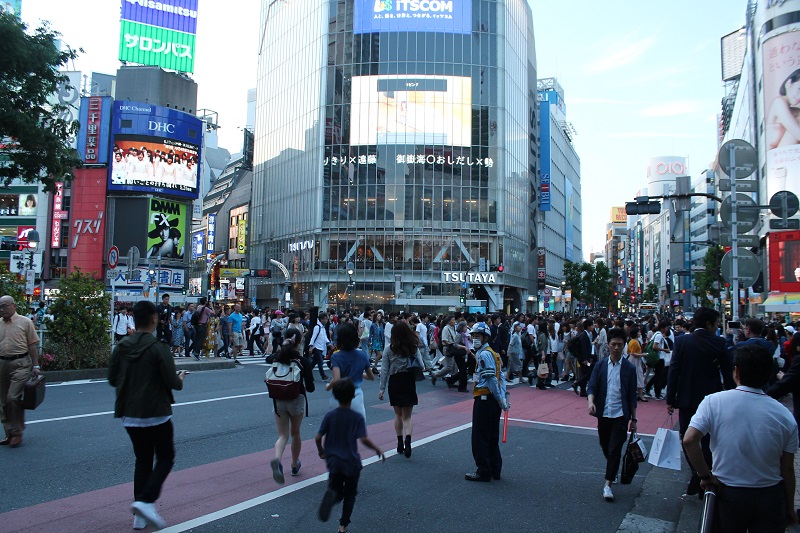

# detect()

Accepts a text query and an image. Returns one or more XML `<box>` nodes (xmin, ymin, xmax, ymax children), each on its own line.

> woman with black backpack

<box><xmin>267</xmin><ymin>328</ymin><xmax>315</xmax><ymax>485</ymax></box>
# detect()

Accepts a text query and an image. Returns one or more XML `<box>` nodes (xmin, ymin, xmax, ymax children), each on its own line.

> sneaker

<box><xmin>130</xmin><ymin>501</ymin><xmax>167</xmax><ymax>530</ymax></box>
<box><xmin>318</xmin><ymin>488</ymin><xmax>338</xmax><ymax>522</ymax></box>
<box><xmin>603</xmin><ymin>486</ymin><xmax>614</xmax><ymax>502</ymax></box>
<box><xmin>133</xmin><ymin>514</ymin><xmax>147</xmax><ymax>530</ymax></box>
<box><xmin>644</xmin><ymin>390</ymin><xmax>653</xmax><ymax>398</ymax></box>
<box><xmin>291</xmin><ymin>461</ymin><xmax>302</xmax><ymax>477</ymax></box>
<box><xmin>654</xmin><ymin>394</ymin><xmax>665</xmax><ymax>401</ymax></box>
<box><xmin>270</xmin><ymin>458</ymin><xmax>285</xmax><ymax>484</ymax></box>
<box><xmin>234</xmin><ymin>359</ymin><xmax>243</xmax><ymax>366</ymax></box>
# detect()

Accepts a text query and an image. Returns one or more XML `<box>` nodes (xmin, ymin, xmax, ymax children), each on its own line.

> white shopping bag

<box><xmin>647</xmin><ymin>427</ymin><xmax>682</xmax><ymax>471</ymax></box>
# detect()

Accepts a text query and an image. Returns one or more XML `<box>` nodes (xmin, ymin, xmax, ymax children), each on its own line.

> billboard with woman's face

<box><xmin>764</xmin><ymin>32</ymin><xmax>800</xmax><ymax>202</ymax></box>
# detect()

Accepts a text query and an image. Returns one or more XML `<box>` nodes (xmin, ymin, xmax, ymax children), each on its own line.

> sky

<box><xmin>21</xmin><ymin>0</ymin><xmax>747</xmax><ymax>258</ymax></box>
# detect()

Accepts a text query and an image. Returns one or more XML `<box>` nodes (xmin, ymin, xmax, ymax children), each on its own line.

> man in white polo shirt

<box><xmin>684</xmin><ymin>343</ymin><xmax>799</xmax><ymax>532</ymax></box>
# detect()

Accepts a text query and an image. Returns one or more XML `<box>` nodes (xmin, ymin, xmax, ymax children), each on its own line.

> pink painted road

<box><xmin>0</xmin><ymin>385</ymin><xmax>671</xmax><ymax>532</ymax></box>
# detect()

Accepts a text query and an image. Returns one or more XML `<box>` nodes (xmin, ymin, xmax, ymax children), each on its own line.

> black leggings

<box><xmin>328</xmin><ymin>471</ymin><xmax>360</xmax><ymax>528</ymax></box>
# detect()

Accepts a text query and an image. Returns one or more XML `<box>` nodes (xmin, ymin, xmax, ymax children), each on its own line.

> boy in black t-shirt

<box><xmin>316</xmin><ymin>378</ymin><xmax>384</xmax><ymax>532</ymax></box>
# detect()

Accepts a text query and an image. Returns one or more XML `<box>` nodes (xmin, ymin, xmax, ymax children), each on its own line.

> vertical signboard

<box><xmin>77</xmin><ymin>96</ymin><xmax>112</xmax><ymax>165</ymax></box>
<box><xmin>564</xmin><ymin>179</ymin><xmax>574</xmax><ymax>262</ymax></box>
<box><xmin>119</xmin><ymin>0</ymin><xmax>199</xmax><ymax>73</ymax></box>
<box><xmin>51</xmin><ymin>182</ymin><xmax>65</xmax><ymax>248</ymax></box>
<box><xmin>537</xmin><ymin>248</ymin><xmax>546</xmax><ymax>291</ymax></box>
<box><xmin>206</xmin><ymin>212</ymin><xmax>216</xmax><ymax>263</ymax></box>
<box><xmin>237</xmin><ymin>219</ymin><xmax>247</xmax><ymax>254</ymax></box>
<box><xmin>68</xmin><ymin>168</ymin><xmax>108</xmax><ymax>279</ymax></box>
<box><xmin>191</xmin><ymin>231</ymin><xmax>204</xmax><ymax>261</ymax></box>
<box><xmin>146</xmin><ymin>198</ymin><xmax>186</xmax><ymax>259</ymax></box>
<box><xmin>653</xmin><ymin>218</ymin><xmax>662</xmax><ymax>287</ymax></box>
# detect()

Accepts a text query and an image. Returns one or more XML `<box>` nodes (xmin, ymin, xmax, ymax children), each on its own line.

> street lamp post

<box><xmin>346</xmin><ymin>261</ymin><xmax>354</xmax><ymax>311</ymax></box>
<box><xmin>24</xmin><ymin>230</ymin><xmax>40</xmax><ymax>303</ymax></box>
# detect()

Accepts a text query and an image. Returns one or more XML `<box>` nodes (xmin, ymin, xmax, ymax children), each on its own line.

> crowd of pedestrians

<box><xmin>34</xmin><ymin>294</ymin><xmax>800</xmax><ymax>531</ymax></box>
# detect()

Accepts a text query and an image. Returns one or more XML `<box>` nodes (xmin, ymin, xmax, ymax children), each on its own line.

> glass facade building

<box><xmin>251</xmin><ymin>0</ymin><xmax>538</xmax><ymax>312</ymax></box>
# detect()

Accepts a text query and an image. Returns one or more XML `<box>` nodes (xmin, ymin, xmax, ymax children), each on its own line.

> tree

<box><xmin>42</xmin><ymin>271</ymin><xmax>110</xmax><ymax>370</ymax></box>
<box><xmin>563</xmin><ymin>260</ymin><xmax>587</xmax><ymax>308</ymax></box>
<box><xmin>0</xmin><ymin>12</ymin><xmax>81</xmax><ymax>191</ymax></box>
<box><xmin>588</xmin><ymin>261</ymin><xmax>613</xmax><ymax>308</ymax></box>
<box><xmin>0</xmin><ymin>264</ymin><xmax>25</xmax><ymax>305</ymax></box>
<box><xmin>693</xmin><ymin>245</ymin><xmax>724</xmax><ymax>308</ymax></box>
<box><xmin>643</xmin><ymin>283</ymin><xmax>659</xmax><ymax>303</ymax></box>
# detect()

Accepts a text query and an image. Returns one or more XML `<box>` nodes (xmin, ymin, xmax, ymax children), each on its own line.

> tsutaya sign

<box><xmin>288</xmin><ymin>239</ymin><xmax>315</xmax><ymax>253</ymax></box>
<box><xmin>442</xmin><ymin>272</ymin><xmax>498</xmax><ymax>284</ymax></box>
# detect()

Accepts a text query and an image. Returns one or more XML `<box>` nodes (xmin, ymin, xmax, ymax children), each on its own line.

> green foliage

<box><xmin>563</xmin><ymin>261</ymin><xmax>586</xmax><ymax>303</ymax></box>
<box><xmin>563</xmin><ymin>260</ymin><xmax>614</xmax><ymax>309</ymax></box>
<box><xmin>590</xmin><ymin>261</ymin><xmax>614</xmax><ymax>307</ymax></box>
<box><xmin>0</xmin><ymin>263</ymin><xmax>25</xmax><ymax>306</ymax></box>
<box><xmin>0</xmin><ymin>12</ymin><xmax>82</xmax><ymax>191</ymax></box>
<box><xmin>643</xmin><ymin>283</ymin><xmax>659</xmax><ymax>303</ymax></box>
<box><xmin>693</xmin><ymin>245</ymin><xmax>724</xmax><ymax>308</ymax></box>
<box><xmin>41</xmin><ymin>271</ymin><xmax>111</xmax><ymax>370</ymax></box>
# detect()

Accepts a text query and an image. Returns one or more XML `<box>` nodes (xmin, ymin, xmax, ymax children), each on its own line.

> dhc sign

<box><xmin>442</xmin><ymin>272</ymin><xmax>498</xmax><ymax>284</ymax></box>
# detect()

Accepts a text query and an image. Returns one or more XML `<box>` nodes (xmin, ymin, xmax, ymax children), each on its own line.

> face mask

<box><xmin>472</xmin><ymin>339</ymin><xmax>482</xmax><ymax>350</ymax></box>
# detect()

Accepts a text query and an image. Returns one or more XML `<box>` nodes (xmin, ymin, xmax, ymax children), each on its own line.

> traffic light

<box><xmin>614</xmin><ymin>291</ymin><xmax>619</xmax><ymax>298</ymax></box>
<box><xmin>497</xmin><ymin>264</ymin><xmax>504</xmax><ymax>273</ymax></box>
<box><xmin>625</xmin><ymin>200</ymin><xmax>661</xmax><ymax>215</ymax></box>
<box><xmin>681</xmin><ymin>289</ymin><xmax>686</xmax><ymax>294</ymax></box>
<box><xmin>459</xmin><ymin>294</ymin><xmax>466</xmax><ymax>305</ymax></box>
<box><xmin>182</xmin><ymin>288</ymin><xmax>187</xmax><ymax>295</ymax></box>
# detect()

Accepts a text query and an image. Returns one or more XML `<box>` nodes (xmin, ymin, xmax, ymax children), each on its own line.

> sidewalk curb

<box><xmin>618</xmin><ymin>459</ymin><xmax>690</xmax><ymax>532</ymax></box>
<box><xmin>44</xmin><ymin>359</ymin><xmax>235</xmax><ymax>383</ymax></box>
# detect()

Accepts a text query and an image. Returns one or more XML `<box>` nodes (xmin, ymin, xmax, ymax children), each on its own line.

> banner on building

<box><xmin>68</xmin><ymin>168</ymin><xmax>108</xmax><ymax>279</ymax></box>
<box><xmin>118</xmin><ymin>0</ymin><xmax>198</xmax><ymax>73</ymax></box>
<box><xmin>237</xmin><ymin>219</ymin><xmax>246</xmax><ymax>254</ymax></box>
<box><xmin>146</xmin><ymin>198</ymin><xmax>186</xmax><ymax>260</ymax></box>
<box><xmin>354</xmin><ymin>0</ymin><xmax>472</xmax><ymax>35</ymax></box>
<box><xmin>565</xmin><ymin>179</ymin><xmax>574</xmax><ymax>262</ymax></box>
<box><xmin>77</xmin><ymin>96</ymin><xmax>112</xmax><ymax>164</ymax></box>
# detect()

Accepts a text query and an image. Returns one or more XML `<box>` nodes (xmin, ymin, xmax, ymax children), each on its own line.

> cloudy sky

<box><xmin>22</xmin><ymin>0</ymin><xmax>746</xmax><ymax>257</ymax></box>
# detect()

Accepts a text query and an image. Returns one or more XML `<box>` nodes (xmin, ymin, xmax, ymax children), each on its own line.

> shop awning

<box><xmin>763</xmin><ymin>293</ymin><xmax>800</xmax><ymax>312</ymax></box>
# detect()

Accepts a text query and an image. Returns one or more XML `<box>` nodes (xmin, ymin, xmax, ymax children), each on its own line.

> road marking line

<box><xmin>27</xmin><ymin>392</ymin><xmax>270</xmax><ymax>425</ymax></box>
<box><xmin>158</xmin><ymin>423</ymin><xmax>473</xmax><ymax>532</ymax></box>
<box><xmin>48</xmin><ymin>379</ymin><xmax>108</xmax><ymax>387</ymax></box>
<box><xmin>508</xmin><ymin>417</ymin><xmax>657</xmax><ymax>437</ymax></box>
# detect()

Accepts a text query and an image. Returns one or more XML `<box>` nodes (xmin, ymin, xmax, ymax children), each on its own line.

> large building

<box><xmin>250</xmin><ymin>0</ymin><xmax>540</xmax><ymax>313</ymax></box>
<box><xmin>717</xmin><ymin>0</ymin><xmax>800</xmax><ymax>317</ymax></box>
<box><xmin>537</xmin><ymin>77</ymin><xmax>582</xmax><ymax>312</ymax></box>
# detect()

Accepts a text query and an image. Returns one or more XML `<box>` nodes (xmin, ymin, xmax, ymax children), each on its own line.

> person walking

<box><xmin>171</xmin><ymin>309</ymin><xmax>184</xmax><ymax>357</ymax></box>
<box><xmin>626</xmin><ymin>326</ymin><xmax>646</xmax><ymax>402</ymax></box>
<box><xmin>188</xmin><ymin>298</ymin><xmax>213</xmax><ymax>359</ymax></box>
<box><xmin>431</xmin><ymin>315</ymin><xmax>457</xmax><ymax>385</ymax></box>
<box><xmin>586</xmin><ymin>327</ymin><xmax>637</xmax><ymax>502</ymax></box>
<box><xmin>202</xmin><ymin>308</ymin><xmax>219</xmax><ymax>359</ymax></box>
<box><xmin>573</xmin><ymin>320</ymin><xmax>596</xmax><ymax>397</ymax></box>
<box><xmin>369</xmin><ymin>313</ymin><xmax>384</xmax><ymax>373</ymax></box>
<box><xmin>217</xmin><ymin>307</ymin><xmax>230</xmax><ymax>358</ymax></box>
<box><xmin>465</xmin><ymin>322</ymin><xmax>509</xmax><ymax>482</ymax></box>
<box><xmin>108</xmin><ymin>300</ymin><xmax>187</xmax><ymax>530</ymax></box>
<box><xmin>684</xmin><ymin>344</ymin><xmax>798</xmax><ymax>532</ymax></box>
<box><xmin>316</xmin><ymin>378</ymin><xmax>385</xmax><ymax>533</ymax></box>
<box><xmin>666</xmin><ymin>307</ymin><xmax>735</xmax><ymax>496</ymax></box>
<box><xmin>308</xmin><ymin>313</ymin><xmax>332</xmax><ymax>381</ymax></box>
<box><xmin>379</xmin><ymin>320</ymin><xmax>422</xmax><ymax>458</ymax></box>
<box><xmin>270</xmin><ymin>310</ymin><xmax>286</xmax><ymax>355</ymax></box>
<box><xmin>229</xmin><ymin>304</ymin><xmax>244</xmax><ymax>364</ymax></box>
<box><xmin>506</xmin><ymin>321</ymin><xmax>523</xmax><ymax>382</ymax></box>
<box><xmin>268</xmin><ymin>328</ymin><xmax>315</xmax><ymax>484</ymax></box>
<box><xmin>182</xmin><ymin>303</ymin><xmax>194</xmax><ymax>358</ymax></box>
<box><xmin>0</xmin><ymin>296</ymin><xmax>40</xmax><ymax>448</ymax></box>
<box><xmin>326</xmin><ymin>323</ymin><xmax>374</xmax><ymax>422</ymax></box>
<box><xmin>446</xmin><ymin>321</ymin><xmax>472</xmax><ymax>392</ymax></box>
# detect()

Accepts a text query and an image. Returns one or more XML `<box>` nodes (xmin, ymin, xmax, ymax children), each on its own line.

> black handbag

<box><xmin>620</xmin><ymin>432</ymin><xmax>640</xmax><ymax>484</ymax></box>
<box><xmin>23</xmin><ymin>374</ymin><xmax>46</xmax><ymax>410</ymax></box>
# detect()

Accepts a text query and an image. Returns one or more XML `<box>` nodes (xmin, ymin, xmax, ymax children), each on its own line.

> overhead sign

<box><xmin>442</xmin><ymin>272</ymin><xmax>498</xmax><ymax>284</ymax></box>
<box><xmin>10</xmin><ymin>252</ymin><xmax>42</xmax><ymax>274</ymax></box>
<box><xmin>354</xmin><ymin>0</ymin><xmax>472</xmax><ymax>35</ymax></box>
<box><xmin>219</xmin><ymin>268</ymin><xmax>249</xmax><ymax>278</ymax></box>
<box><xmin>121</xmin><ymin>0</ymin><xmax>198</xmax><ymax>34</ymax></box>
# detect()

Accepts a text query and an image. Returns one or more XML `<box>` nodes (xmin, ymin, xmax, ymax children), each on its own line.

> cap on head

<box><xmin>470</xmin><ymin>322</ymin><xmax>491</xmax><ymax>337</ymax></box>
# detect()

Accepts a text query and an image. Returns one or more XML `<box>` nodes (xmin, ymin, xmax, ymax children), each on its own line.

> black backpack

<box><xmin>521</xmin><ymin>330</ymin><xmax>532</xmax><ymax>352</ymax></box>
<box><xmin>567</xmin><ymin>333</ymin><xmax>582</xmax><ymax>356</ymax></box>
<box><xmin>191</xmin><ymin>306</ymin><xmax>203</xmax><ymax>327</ymax></box>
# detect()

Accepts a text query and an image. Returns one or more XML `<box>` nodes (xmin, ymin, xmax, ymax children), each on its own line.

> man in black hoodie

<box><xmin>108</xmin><ymin>300</ymin><xmax>186</xmax><ymax>531</ymax></box>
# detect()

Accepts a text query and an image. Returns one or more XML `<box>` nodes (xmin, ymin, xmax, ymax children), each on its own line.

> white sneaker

<box><xmin>133</xmin><ymin>514</ymin><xmax>147</xmax><ymax>530</ymax></box>
<box><xmin>131</xmin><ymin>501</ymin><xmax>167</xmax><ymax>530</ymax></box>
<box><xmin>603</xmin><ymin>485</ymin><xmax>614</xmax><ymax>502</ymax></box>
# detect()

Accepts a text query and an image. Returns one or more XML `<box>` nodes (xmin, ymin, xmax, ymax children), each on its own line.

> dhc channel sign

<box><xmin>355</xmin><ymin>0</ymin><xmax>471</xmax><ymax>34</ymax></box>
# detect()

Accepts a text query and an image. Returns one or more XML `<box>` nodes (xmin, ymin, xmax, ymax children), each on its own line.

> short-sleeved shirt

<box><xmin>689</xmin><ymin>386</ymin><xmax>799</xmax><ymax>488</ymax></box>
<box><xmin>229</xmin><ymin>312</ymin><xmax>243</xmax><ymax>333</ymax></box>
<box><xmin>331</xmin><ymin>349</ymin><xmax>371</xmax><ymax>387</ymax></box>
<box><xmin>182</xmin><ymin>312</ymin><xmax>193</xmax><ymax>330</ymax></box>
<box><xmin>0</xmin><ymin>313</ymin><xmax>39</xmax><ymax>356</ymax></box>
<box><xmin>218</xmin><ymin>314</ymin><xmax>230</xmax><ymax>335</ymax></box>
<box><xmin>318</xmin><ymin>407</ymin><xmax>366</xmax><ymax>477</ymax></box>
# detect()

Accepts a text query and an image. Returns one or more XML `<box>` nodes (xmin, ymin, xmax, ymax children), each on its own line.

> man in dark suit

<box><xmin>666</xmin><ymin>306</ymin><xmax>734</xmax><ymax>495</ymax></box>
<box><xmin>573</xmin><ymin>319</ymin><xmax>596</xmax><ymax>397</ymax></box>
<box><xmin>587</xmin><ymin>327</ymin><xmax>638</xmax><ymax>502</ymax></box>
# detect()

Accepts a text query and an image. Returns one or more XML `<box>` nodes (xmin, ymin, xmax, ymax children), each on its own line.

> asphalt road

<box><xmin>0</xmin><ymin>360</ymin><xmax>679</xmax><ymax>533</ymax></box>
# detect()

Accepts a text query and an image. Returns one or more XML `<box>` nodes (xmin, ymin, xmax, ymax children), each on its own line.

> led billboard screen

<box><xmin>109</xmin><ymin>101</ymin><xmax>202</xmax><ymax>199</ymax></box>
<box><xmin>147</xmin><ymin>197</ymin><xmax>187</xmax><ymax>260</ymax></box>
<box><xmin>354</xmin><ymin>0</ymin><xmax>471</xmax><ymax>34</ymax></box>
<box><xmin>350</xmin><ymin>75</ymin><xmax>471</xmax><ymax>146</ymax></box>
<box><xmin>119</xmin><ymin>19</ymin><xmax>196</xmax><ymax>73</ymax></box>
<box><xmin>764</xmin><ymin>32</ymin><xmax>800</xmax><ymax>206</ymax></box>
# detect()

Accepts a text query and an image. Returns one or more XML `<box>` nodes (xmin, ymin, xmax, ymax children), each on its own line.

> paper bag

<box><xmin>647</xmin><ymin>427</ymin><xmax>682</xmax><ymax>470</ymax></box>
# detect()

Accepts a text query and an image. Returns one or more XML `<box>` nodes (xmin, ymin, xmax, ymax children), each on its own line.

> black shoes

<box><xmin>404</xmin><ymin>436</ymin><xmax>412</xmax><ymax>458</ymax></box>
<box><xmin>464</xmin><ymin>472</ymin><xmax>491</xmax><ymax>482</ymax></box>
<box><xmin>573</xmin><ymin>385</ymin><xmax>579</xmax><ymax>395</ymax></box>
<box><xmin>318</xmin><ymin>488</ymin><xmax>338</xmax><ymax>522</ymax></box>
<box><xmin>396</xmin><ymin>436</ymin><xmax>404</xmax><ymax>455</ymax></box>
<box><xmin>430</xmin><ymin>375</ymin><xmax>437</xmax><ymax>386</ymax></box>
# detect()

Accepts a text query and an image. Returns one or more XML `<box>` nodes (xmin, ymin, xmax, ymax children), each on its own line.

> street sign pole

<box><xmin>729</xmin><ymin>144</ymin><xmax>739</xmax><ymax>322</ymax></box>
<box><xmin>110</xmin><ymin>276</ymin><xmax>116</xmax><ymax>347</ymax></box>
